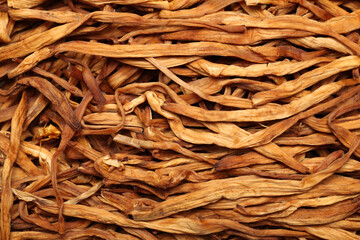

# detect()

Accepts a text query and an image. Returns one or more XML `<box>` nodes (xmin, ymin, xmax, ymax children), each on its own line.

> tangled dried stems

<box><xmin>1</xmin><ymin>0</ymin><xmax>360</xmax><ymax>239</ymax></box>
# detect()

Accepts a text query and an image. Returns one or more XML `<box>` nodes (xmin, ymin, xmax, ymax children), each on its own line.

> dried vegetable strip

<box><xmin>0</xmin><ymin>92</ymin><xmax>27</xmax><ymax>240</ymax></box>
<box><xmin>1</xmin><ymin>1</ymin><xmax>360</xmax><ymax>240</ymax></box>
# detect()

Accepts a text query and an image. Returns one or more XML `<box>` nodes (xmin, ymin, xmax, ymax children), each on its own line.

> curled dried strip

<box><xmin>159</xmin><ymin>0</ymin><xmax>242</xmax><ymax>19</ymax></box>
<box><xmin>59</xmin><ymin>55</ymin><xmax>105</xmax><ymax>108</ymax></box>
<box><xmin>10</xmin><ymin>231</ymin><xmax>59</xmax><ymax>240</ymax></box>
<box><xmin>8</xmin><ymin>47</ymin><xmax>54</xmax><ymax>78</ymax></box>
<box><xmin>0</xmin><ymin>134</ymin><xmax>41</xmax><ymax>176</ymax></box>
<box><xmin>0</xmin><ymin>15</ymin><xmax>91</xmax><ymax>62</ymax></box>
<box><xmin>252</xmin><ymin>56</ymin><xmax>360</xmax><ymax>106</ymax></box>
<box><xmin>9</xmin><ymin>9</ymin><xmax>246</xmax><ymax>33</ymax></box>
<box><xmin>288</xmin><ymin>36</ymin><xmax>353</xmax><ymax>54</ymax></box>
<box><xmin>7</xmin><ymin>0</ymin><xmax>47</xmax><ymax>8</ymax></box>
<box><xmin>288</xmin><ymin>225</ymin><xmax>360</xmax><ymax>240</ymax></box>
<box><xmin>1</xmin><ymin>91</ymin><xmax>27</xmax><ymax>240</ymax></box>
<box><xmin>187</xmin><ymin>57</ymin><xmax>333</xmax><ymax>78</ymax></box>
<box><xmin>161</xmin><ymin>28</ymin><xmax>313</xmax><ymax>46</ymax></box>
<box><xmin>272</xmin><ymin>195</ymin><xmax>360</xmax><ymax>225</ymax></box>
<box><xmin>0</xmin><ymin>76</ymin><xmax>80</xmax><ymax>130</ymax></box>
<box><xmin>0</xmin><ymin>12</ymin><xmax>10</xmax><ymax>43</ymax></box>
<box><xmin>273</xmin><ymin>133</ymin><xmax>338</xmax><ymax>146</ymax></box>
<box><xmin>237</xmin><ymin>194</ymin><xmax>359</xmax><ymax>217</ymax></box>
<box><xmin>328</xmin><ymin>95</ymin><xmax>360</xmax><ymax>157</ymax></box>
<box><xmin>95</xmin><ymin>155</ymin><xmax>203</xmax><ymax>189</ymax></box>
<box><xmin>163</xmin><ymin>82</ymin><xmax>344</xmax><ymax>123</ymax></box>
<box><xmin>26</xmin><ymin>63</ymin><xmax>83</xmax><ymax>97</ymax></box>
<box><xmin>113</xmin><ymin>134</ymin><xmax>216</xmax><ymax>164</ymax></box>
<box><xmin>55</xmin><ymin>41</ymin><xmax>322</xmax><ymax>63</ymax></box>
<box><xmin>78</xmin><ymin>0</ymin><xmax>170</xmax><ymax>9</ymax></box>
<box><xmin>146</xmin><ymin>56</ymin><xmax>254</xmax><ymax>108</ymax></box>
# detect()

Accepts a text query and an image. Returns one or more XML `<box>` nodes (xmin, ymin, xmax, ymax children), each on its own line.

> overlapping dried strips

<box><xmin>1</xmin><ymin>0</ymin><xmax>360</xmax><ymax>239</ymax></box>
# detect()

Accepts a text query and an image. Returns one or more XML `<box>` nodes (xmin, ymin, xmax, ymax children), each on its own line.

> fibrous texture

<box><xmin>1</xmin><ymin>0</ymin><xmax>360</xmax><ymax>239</ymax></box>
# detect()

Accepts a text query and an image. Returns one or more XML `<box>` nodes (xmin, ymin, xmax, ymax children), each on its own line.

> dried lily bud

<box><xmin>0</xmin><ymin>1</ymin><xmax>360</xmax><ymax>239</ymax></box>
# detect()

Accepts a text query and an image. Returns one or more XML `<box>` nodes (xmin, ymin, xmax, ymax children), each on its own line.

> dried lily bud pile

<box><xmin>2</xmin><ymin>0</ymin><xmax>360</xmax><ymax>239</ymax></box>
